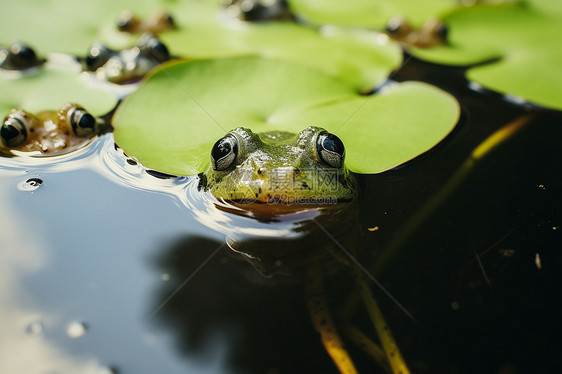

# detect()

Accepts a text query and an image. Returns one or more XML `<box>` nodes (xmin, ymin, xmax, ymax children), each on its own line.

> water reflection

<box><xmin>151</xmin><ymin>236</ymin><xmax>348</xmax><ymax>374</ymax></box>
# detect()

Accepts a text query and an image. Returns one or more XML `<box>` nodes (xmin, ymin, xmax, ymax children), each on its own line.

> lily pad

<box><xmin>161</xmin><ymin>19</ymin><xmax>402</xmax><ymax>91</ymax></box>
<box><xmin>0</xmin><ymin>66</ymin><xmax>117</xmax><ymax>116</ymax></box>
<box><xmin>113</xmin><ymin>58</ymin><xmax>459</xmax><ymax>175</ymax></box>
<box><xmin>287</xmin><ymin>0</ymin><xmax>454</xmax><ymax>27</ymax></box>
<box><xmin>410</xmin><ymin>4</ymin><xmax>562</xmax><ymax>110</ymax></box>
<box><xmin>0</xmin><ymin>0</ymin><xmax>210</xmax><ymax>55</ymax></box>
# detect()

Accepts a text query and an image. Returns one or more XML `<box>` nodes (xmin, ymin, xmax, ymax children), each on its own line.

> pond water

<box><xmin>1</xmin><ymin>58</ymin><xmax>561</xmax><ymax>374</ymax></box>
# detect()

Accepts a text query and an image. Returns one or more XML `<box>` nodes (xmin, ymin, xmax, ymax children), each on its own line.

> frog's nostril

<box><xmin>258</xmin><ymin>167</ymin><xmax>266</xmax><ymax>175</ymax></box>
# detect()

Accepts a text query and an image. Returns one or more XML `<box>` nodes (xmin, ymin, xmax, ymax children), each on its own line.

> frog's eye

<box><xmin>316</xmin><ymin>131</ymin><xmax>345</xmax><ymax>168</ymax></box>
<box><xmin>211</xmin><ymin>134</ymin><xmax>238</xmax><ymax>171</ymax></box>
<box><xmin>1</xmin><ymin>113</ymin><xmax>28</xmax><ymax>147</ymax></box>
<box><xmin>85</xmin><ymin>43</ymin><xmax>113</xmax><ymax>71</ymax></box>
<box><xmin>9</xmin><ymin>43</ymin><xmax>38</xmax><ymax>69</ymax></box>
<box><xmin>68</xmin><ymin>107</ymin><xmax>97</xmax><ymax>137</ymax></box>
<box><xmin>435</xmin><ymin>22</ymin><xmax>448</xmax><ymax>41</ymax></box>
<box><xmin>117</xmin><ymin>12</ymin><xmax>135</xmax><ymax>31</ymax></box>
<box><xmin>138</xmin><ymin>34</ymin><xmax>170</xmax><ymax>62</ymax></box>
<box><xmin>385</xmin><ymin>17</ymin><xmax>408</xmax><ymax>35</ymax></box>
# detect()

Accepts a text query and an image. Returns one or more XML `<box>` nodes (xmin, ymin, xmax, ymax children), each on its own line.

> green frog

<box><xmin>0</xmin><ymin>103</ymin><xmax>102</xmax><ymax>155</ymax></box>
<box><xmin>200</xmin><ymin>126</ymin><xmax>357</xmax><ymax>208</ymax></box>
<box><xmin>223</xmin><ymin>0</ymin><xmax>293</xmax><ymax>22</ymax></box>
<box><xmin>116</xmin><ymin>10</ymin><xmax>176</xmax><ymax>35</ymax></box>
<box><xmin>83</xmin><ymin>33</ymin><xmax>170</xmax><ymax>84</ymax></box>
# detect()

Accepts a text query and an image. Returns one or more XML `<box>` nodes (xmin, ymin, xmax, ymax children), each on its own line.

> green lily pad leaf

<box><xmin>410</xmin><ymin>4</ymin><xmax>562</xmax><ymax>110</ymax></box>
<box><xmin>287</xmin><ymin>0</ymin><xmax>454</xmax><ymax>27</ymax></box>
<box><xmin>273</xmin><ymin>81</ymin><xmax>460</xmax><ymax>173</ymax></box>
<box><xmin>0</xmin><ymin>0</ymin><xmax>209</xmax><ymax>55</ymax></box>
<box><xmin>161</xmin><ymin>19</ymin><xmax>402</xmax><ymax>91</ymax></box>
<box><xmin>0</xmin><ymin>66</ymin><xmax>117</xmax><ymax>116</ymax></box>
<box><xmin>113</xmin><ymin>58</ymin><xmax>459</xmax><ymax>175</ymax></box>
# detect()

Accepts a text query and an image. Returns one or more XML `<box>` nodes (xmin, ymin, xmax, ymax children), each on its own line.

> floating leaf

<box><xmin>113</xmin><ymin>58</ymin><xmax>459</xmax><ymax>175</ymax></box>
<box><xmin>161</xmin><ymin>19</ymin><xmax>402</xmax><ymax>91</ymax></box>
<box><xmin>0</xmin><ymin>66</ymin><xmax>117</xmax><ymax>116</ymax></box>
<box><xmin>287</xmin><ymin>0</ymin><xmax>454</xmax><ymax>27</ymax></box>
<box><xmin>411</xmin><ymin>4</ymin><xmax>562</xmax><ymax>110</ymax></box>
<box><xmin>0</xmin><ymin>0</ymin><xmax>211</xmax><ymax>55</ymax></box>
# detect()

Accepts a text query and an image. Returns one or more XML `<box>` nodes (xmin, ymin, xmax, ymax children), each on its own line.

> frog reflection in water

<box><xmin>201</xmin><ymin>126</ymin><xmax>357</xmax><ymax>206</ymax></box>
<box><xmin>0</xmin><ymin>103</ymin><xmax>101</xmax><ymax>155</ymax></box>
<box><xmin>83</xmin><ymin>34</ymin><xmax>170</xmax><ymax>84</ymax></box>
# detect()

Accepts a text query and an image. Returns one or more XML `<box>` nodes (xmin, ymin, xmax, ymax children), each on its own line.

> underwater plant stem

<box><xmin>358</xmin><ymin>276</ymin><xmax>411</xmax><ymax>374</ymax></box>
<box><xmin>345</xmin><ymin>325</ymin><xmax>390</xmax><ymax>373</ymax></box>
<box><xmin>370</xmin><ymin>112</ymin><xmax>537</xmax><ymax>276</ymax></box>
<box><xmin>306</xmin><ymin>266</ymin><xmax>358</xmax><ymax>374</ymax></box>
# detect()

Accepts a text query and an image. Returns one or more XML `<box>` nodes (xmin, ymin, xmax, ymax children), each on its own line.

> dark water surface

<box><xmin>1</xmin><ymin>58</ymin><xmax>561</xmax><ymax>373</ymax></box>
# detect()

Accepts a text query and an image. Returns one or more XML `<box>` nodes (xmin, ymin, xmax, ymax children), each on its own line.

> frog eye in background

<box><xmin>84</xmin><ymin>43</ymin><xmax>114</xmax><ymax>71</ymax></box>
<box><xmin>211</xmin><ymin>134</ymin><xmax>239</xmax><ymax>171</ymax></box>
<box><xmin>116</xmin><ymin>11</ymin><xmax>138</xmax><ymax>32</ymax></box>
<box><xmin>67</xmin><ymin>106</ymin><xmax>97</xmax><ymax>137</ymax></box>
<box><xmin>1</xmin><ymin>112</ymin><xmax>28</xmax><ymax>147</ymax></box>
<box><xmin>138</xmin><ymin>34</ymin><xmax>170</xmax><ymax>63</ymax></box>
<box><xmin>316</xmin><ymin>131</ymin><xmax>345</xmax><ymax>168</ymax></box>
<box><xmin>384</xmin><ymin>16</ymin><xmax>412</xmax><ymax>37</ymax></box>
<box><xmin>9</xmin><ymin>43</ymin><xmax>40</xmax><ymax>69</ymax></box>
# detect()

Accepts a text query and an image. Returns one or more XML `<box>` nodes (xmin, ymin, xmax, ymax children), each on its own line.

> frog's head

<box><xmin>201</xmin><ymin>127</ymin><xmax>357</xmax><ymax>205</ymax></box>
<box><xmin>1</xmin><ymin>104</ymin><xmax>100</xmax><ymax>154</ymax></box>
<box><xmin>83</xmin><ymin>34</ymin><xmax>170</xmax><ymax>84</ymax></box>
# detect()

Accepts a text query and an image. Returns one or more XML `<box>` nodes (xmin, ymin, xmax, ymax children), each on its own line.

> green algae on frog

<box><xmin>199</xmin><ymin>127</ymin><xmax>357</xmax><ymax>206</ymax></box>
<box><xmin>0</xmin><ymin>103</ymin><xmax>102</xmax><ymax>155</ymax></box>
<box><xmin>82</xmin><ymin>34</ymin><xmax>171</xmax><ymax>84</ymax></box>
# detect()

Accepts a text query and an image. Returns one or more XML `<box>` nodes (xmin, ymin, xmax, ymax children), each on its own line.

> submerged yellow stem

<box><xmin>345</xmin><ymin>325</ymin><xmax>390</xmax><ymax>373</ymax></box>
<box><xmin>306</xmin><ymin>266</ymin><xmax>358</xmax><ymax>374</ymax></box>
<box><xmin>371</xmin><ymin>112</ymin><xmax>537</xmax><ymax>275</ymax></box>
<box><xmin>358</xmin><ymin>277</ymin><xmax>411</xmax><ymax>374</ymax></box>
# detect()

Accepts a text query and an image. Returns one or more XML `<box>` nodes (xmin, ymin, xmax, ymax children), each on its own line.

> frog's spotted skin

<box><xmin>385</xmin><ymin>17</ymin><xmax>448</xmax><ymax>48</ymax></box>
<box><xmin>201</xmin><ymin>127</ymin><xmax>357</xmax><ymax>204</ymax></box>
<box><xmin>83</xmin><ymin>34</ymin><xmax>171</xmax><ymax>84</ymax></box>
<box><xmin>0</xmin><ymin>103</ymin><xmax>101</xmax><ymax>156</ymax></box>
<box><xmin>223</xmin><ymin>0</ymin><xmax>294</xmax><ymax>22</ymax></box>
<box><xmin>116</xmin><ymin>11</ymin><xmax>176</xmax><ymax>35</ymax></box>
<box><xmin>0</xmin><ymin>43</ymin><xmax>44</xmax><ymax>71</ymax></box>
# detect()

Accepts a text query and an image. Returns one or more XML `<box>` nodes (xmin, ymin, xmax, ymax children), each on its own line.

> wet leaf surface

<box><xmin>411</xmin><ymin>4</ymin><xmax>562</xmax><ymax>110</ymax></box>
<box><xmin>113</xmin><ymin>57</ymin><xmax>459</xmax><ymax>175</ymax></box>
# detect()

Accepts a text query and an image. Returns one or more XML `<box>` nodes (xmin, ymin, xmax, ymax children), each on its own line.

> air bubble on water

<box><xmin>18</xmin><ymin>177</ymin><xmax>43</xmax><ymax>192</ymax></box>
<box><xmin>26</xmin><ymin>321</ymin><xmax>44</xmax><ymax>335</ymax></box>
<box><xmin>66</xmin><ymin>321</ymin><xmax>88</xmax><ymax>338</ymax></box>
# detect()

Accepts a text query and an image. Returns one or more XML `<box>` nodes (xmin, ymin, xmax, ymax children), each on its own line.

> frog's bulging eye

<box><xmin>385</xmin><ymin>17</ymin><xmax>408</xmax><ymax>35</ymax></box>
<box><xmin>68</xmin><ymin>107</ymin><xmax>97</xmax><ymax>137</ymax></box>
<box><xmin>85</xmin><ymin>43</ymin><xmax>113</xmax><ymax>71</ymax></box>
<box><xmin>211</xmin><ymin>134</ymin><xmax>238</xmax><ymax>171</ymax></box>
<box><xmin>316</xmin><ymin>131</ymin><xmax>345</xmax><ymax>168</ymax></box>
<box><xmin>436</xmin><ymin>22</ymin><xmax>448</xmax><ymax>40</ymax></box>
<box><xmin>138</xmin><ymin>34</ymin><xmax>170</xmax><ymax>63</ymax></box>
<box><xmin>1</xmin><ymin>114</ymin><xmax>28</xmax><ymax>147</ymax></box>
<box><xmin>10</xmin><ymin>43</ymin><xmax>38</xmax><ymax>69</ymax></box>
